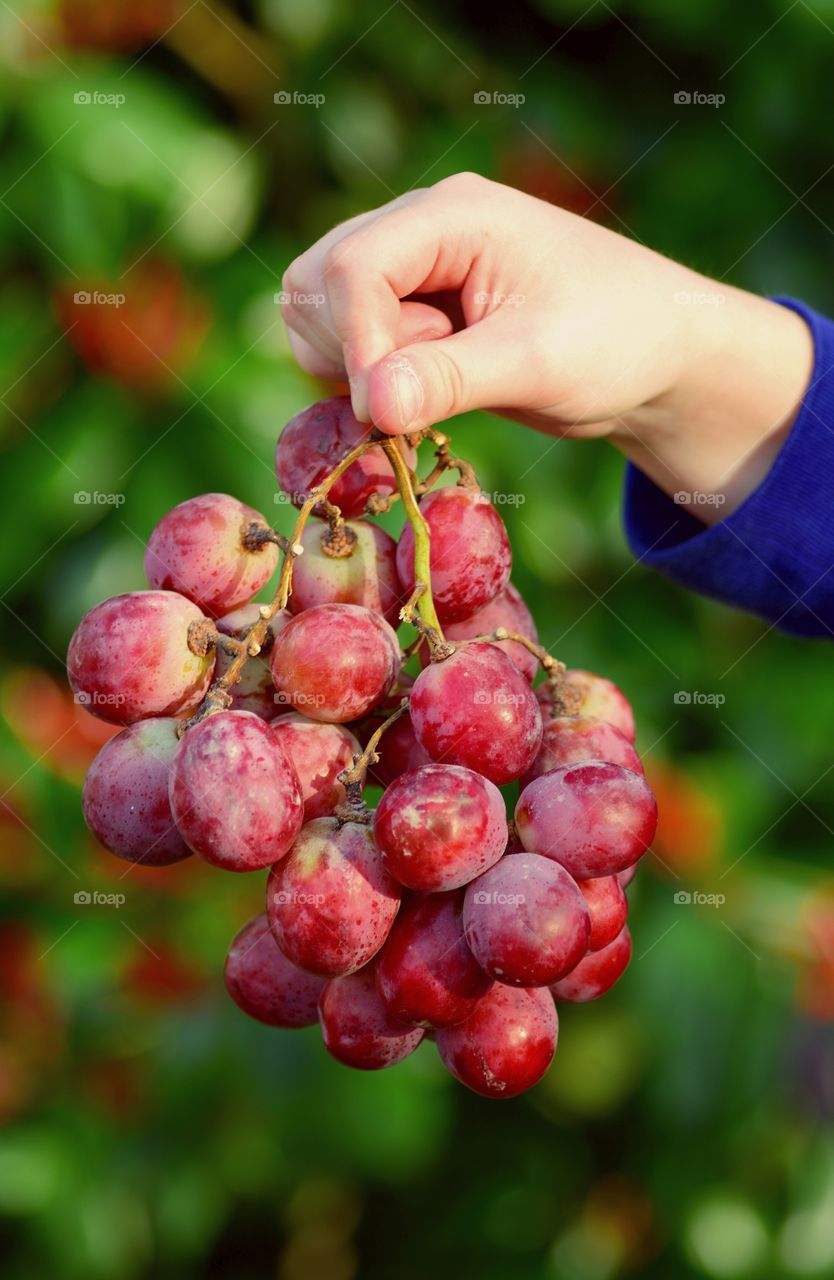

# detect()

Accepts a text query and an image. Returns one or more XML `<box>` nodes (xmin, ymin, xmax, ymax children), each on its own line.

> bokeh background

<box><xmin>2</xmin><ymin>1</ymin><xmax>834</xmax><ymax>1277</ymax></box>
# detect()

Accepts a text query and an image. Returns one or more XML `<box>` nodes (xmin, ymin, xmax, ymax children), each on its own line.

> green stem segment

<box><xmin>382</xmin><ymin>438</ymin><xmax>444</xmax><ymax>640</ymax></box>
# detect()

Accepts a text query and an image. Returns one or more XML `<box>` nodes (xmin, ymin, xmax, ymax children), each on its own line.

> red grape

<box><xmin>376</xmin><ymin>891</ymin><xmax>494</xmax><ymax>1027</ymax></box>
<box><xmin>289</xmin><ymin>519</ymin><xmax>403</xmax><ymax>627</ymax></box>
<box><xmin>396</xmin><ymin>486</ymin><xmax>511</xmax><ymax>624</ymax></box>
<box><xmin>618</xmin><ymin>864</ymin><xmax>639</xmax><ymax>889</ymax></box>
<box><xmin>169</xmin><ymin>710</ymin><xmax>303</xmax><ymax>871</ymax></box>
<box><xmin>67</xmin><ymin>590</ymin><xmax>215</xmax><ymax>724</ymax></box>
<box><xmin>410</xmin><ymin>643</ymin><xmax>542</xmax><ymax>785</ymax></box>
<box><xmin>267</xmin><ymin>817</ymin><xmax>401</xmax><ymax>976</ymax></box>
<box><xmin>463</xmin><ymin>853</ymin><xmax>590</xmax><ymax>986</ymax></box>
<box><xmin>550</xmin><ymin>926</ymin><xmax>632</xmax><ymax>1002</ymax></box>
<box><xmin>577</xmin><ymin>875</ymin><xmax>628</xmax><ymax>951</ymax></box>
<box><xmin>318</xmin><ymin>965</ymin><xmax>424</xmax><ymax>1069</ymax></box>
<box><xmin>516</xmin><ymin>761</ymin><xmax>657</xmax><ymax>878</ymax></box>
<box><xmin>374</xmin><ymin>764</ymin><xmax>508</xmax><ymax>892</ymax></box>
<box><xmin>82</xmin><ymin>717</ymin><xmax>191</xmax><ymax>865</ymax></box>
<box><xmin>144</xmin><ymin>493</ymin><xmax>278</xmax><ymax>618</ymax></box>
<box><xmin>214</xmin><ymin>604</ymin><xmax>291</xmax><ymax>720</ymax></box>
<box><xmin>521</xmin><ymin>715</ymin><xmax>642</xmax><ymax>787</ymax></box>
<box><xmin>271</xmin><ymin>603</ymin><xmax>401</xmax><ymax>723</ymax></box>
<box><xmin>539</xmin><ymin>669</ymin><xmax>635</xmax><ymax>742</ymax></box>
<box><xmin>420</xmin><ymin>582</ymin><xmax>538</xmax><ymax>680</ymax></box>
<box><xmin>224</xmin><ymin>913</ymin><xmax>325</xmax><ymax>1027</ymax></box>
<box><xmin>275</xmin><ymin>396</ymin><xmax>415</xmax><ymax>519</ymax></box>
<box><xmin>436</xmin><ymin>984</ymin><xmax>557</xmax><ymax>1099</ymax></box>
<box><xmin>270</xmin><ymin>712</ymin><xmax>361</xmax><ymax>822</ymax></box>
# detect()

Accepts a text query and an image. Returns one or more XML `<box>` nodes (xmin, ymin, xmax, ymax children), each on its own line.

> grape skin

<box><xmin>521</xmin><ymin>714</ymin><xmax>642</xmax><ymax>786</ymax></box>
<box><xmin>215</xmin><ymin>604</ymin><xmax>291</xmax><ymax>720</ymax></box>
<box><xmin>224</xmin><ymin>913</ymin><xmax>325</xmax><ymax>1028</ymax></box>
<box><xmin>550</xmin><ymin>926</ymin><xmax>632</xmax><ymax>1002</ymax></box>
<box><xmin>270</xmin><ymin>712</ymin><xmax>362</xmax><ymax>822</ymax></box>
<box><xmin>577</xmin><ymin>875</ymin><xmax>628</xmax><ymax>952</ymax></box>
<box><xmin>419</xmin><ymin>582</ymin><xmax>538</xmax><ymax>681</ymax></box>
<box><xmin>436</xmin><ymin>984</ymin><xmax>558</xmax><ymax>1099</ymax></box>
<box><xmin>289</xmin><ymin>519</ymin><xmax>403</xmax><ymax>627</ymax></box>
<box><xmin>319</xmin><ymin>965</ymin><xmax>424</xmax><ymax>1070</ymax></box>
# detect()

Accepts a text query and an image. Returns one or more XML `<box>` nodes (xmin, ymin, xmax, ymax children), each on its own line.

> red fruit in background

<box><xmin>410</xmin><ymin>644</ymin><xmax>542</xmax><ymax>785</ymax></box>
<box><xmin>224</xmin><ymin>914</ymin><xmax>325</xmax><ymax>1028</ymax></box>
<box><xmin>539</xmin><ymin>669</ymin><xmax>635</xmax><ymax>743</ymax></box>
<box><xmin>396</xmin><ymin>487</ymin><xmax>511</xmax><ymax>624</ymax></box>
<box><xmin>463</xmin><ymin>853</ymin><xmax>590</xmax><ymax>987</ymax></box>
<box><xmin>83</xmin><ymin>717</ymin><xmax>191</xmax><ymax>866</ymax></box>
<box><xmin>214</xmin><ymin>604</ymin><xmax>291</xmax><ymax>720</ymax></box>
<box><xmin>318</xmin><ymin>966</ymin><xmax>424</xmax><ymax>1070</ymax></box>
<box><xmin>271</xmin><ymin>603</ymin><xmax>400</xmax><ymax>723</ymax></box>
<box><xmin>289</xmin><ymin>520</ymin><xmax>403</xmax><ymax>627</ymax></box>
<box><xmin>436</xmin><ymin>984</ymin><xmax>558</xmax><ymax>1099</ymax></box>
<box><xmin>67</xmin><ymin>591</ymin><xmax>215</xmax><ymax>725</ymax></box>
<box><xmin>645</xmin><ymin>760</ymin><xmax>723</xmax><ymax>878</ymax></box>
<box><xmin>577</xmin><ymin>876</ymin><xmax>628</xmax><ymax>952</ymax></box>
<box><xmin>270</xmin><ymin>713</ymin><xmax>361</xmax><ymax>822</ymax></box>
<box><xmin>144</xmin><ymin>493</ymin><xmax>278</xmax><ymax>619</ymax></box>
<box><xmin>550</xmin><ymin>926</ymin><xmax>632</xmax><ymax>1002</ymax></box>
<box><xmin>516</xmin><ymin>762</ymin><xmax>657</xmax><ymax>879</ymax></box>
<box><xmin>521</xmin><ymin>715</ymin><xmax>642</xmax><ymax>786</ymax></box>
<box><xmin>420</xmin><ymin>582</ymin><xmax>538</xmax><ymax>681</ymax></box>
<box><xmin>169</xmin><ymin>711</ymin><xmax>303</xmax><ymax>871</ymax></box>
<box><xmin>266</xmin><ymin>817</ymin><xmax>401</xmax><ymax>976</ymax></box>
<box><xmin>373</xmin><ymin>764</ymin><xmax>508</xmax><ymax>892</ymax></box>
<box><xmin>2</xmin><ymin>667</ymin><xmax>118</xmax><ymax>784</ymax></box>
<box><xmin>499</xmin><ymin>145</ymin><xmax>609</xmax><ymax>218</ymax></box>
<box><xmin>54</xmin><ymin>260</ymin><xmax>207</xmax><ymax>390</ymax></box>
<box><xmin>275</xmin><ymin>397</ymin><xmax>416</xmax><ymax>519</ymax></box>
<box><xmin>376</xmin><ymin>892</ymin><xmax>493</xmax><ymax>1028</ymax></box>
<box><xmin>59</xmin><ymin>0</ymin><xmax>178</xmax><ymax>52</ymax></box>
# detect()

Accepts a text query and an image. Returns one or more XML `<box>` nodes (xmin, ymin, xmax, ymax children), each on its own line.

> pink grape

<box><xmin>289</xmin><ymin>519</ymin><xmax>403</xmax><ymax>627</ymax></box>
<box><xmin>577</xmin><ymin>875</ymin><xmax>628</xmax><ymax>952</ymax></box>
<box><xmin>270</xmin><ymin>603</ymin><xmax>401</xmax><ymax>723</ymax></box>
<box><xmin>224</xmin><ymin>913</ymin><xmax>325</xmax><ymax>1027</ymax></box>
<box><xmin>169</xmin><ymin>710</ymin><xmax>303</xmax><ymax>871</ymax></box>
<box><xmin>436</xmin><ymin>984</ymin><xmax>557</xmax><ymax>1099</ymax></box>
<box><xmin>266</xmin><ymin>817</ymin><xmax>401</xmax><ymax>976</ymax></box>
<box><xmin>270</xmin><ymin>712</ymin><xmax>361</xmax><ymax>822</ymax></box>
<box><xmin>539</xmin><ymin>669</ymin><xmax>635</xmax><ymax>742</ymax></box>
<box><xmin>515</xmin><ymin>761</ymin><xmax>657</xmax><ymax>878</ymax></box>
<box><xmin>373</xmin><ymin>764</ymin><xmax>508</xmax><ymax>892</ymax></box>
<box><xmin>521</xmin><ymin>715</ymin><xmax>642</xmax><ymax>787</ymax></box>
<box><xmin>82</xmin><ymin>717</ymin><xmax>191</xmax><ymax>865</ymax></box>
<box><xmin>319</xmin><ymin>965</ymin><xmax>424</xmax><ymax>1069</ymax></box>
<box><xmin>144</xmin><ymin>493</ymin><xmax>278</xmax><ymax>618</ymax></box>
<box><xmin>462</xmin><ymin>853</ymin><xmax>590</xmax><ymax>986</ymax></box>
<box><xmin>550</xmin><ymin>926</ymin><xmax>632</xmax><ymax>1002</ymax></box>
<box><xmin>618</xmin><ymin>863</ymin><xmax>639</xmax><ymax>889</ymax></box>
<box><xmin>375</xmin><ymin>891</ymin><xmax>493</xmax><ymax>1028</ymax></box>
<box><xmin>275</xmin><ymin>396</ymin><xmax>416</xmax><ymax>519</ymax></box>
<box><xmin>410</xmin><ymin>643</ymin><xmax>542</xmax><ymax>785</ymax></box>
<box><xmin>396</xmin><ymin>486</ymin><xmax>511</xmax><ymax>624</ymax></box>
<box><xmin>67</xmin><ymin>590</ymin><xmax>214</xmax><ymax>725</ymax></box>
<box><xmin>215</xmin><ymin>603</ymin><xmax>291</xmax><ymax>720</ymax></box>
<box><xmin>420</xmin><ymin>582</ymin><xmax>538</xmax><ymax>681</ymax></box>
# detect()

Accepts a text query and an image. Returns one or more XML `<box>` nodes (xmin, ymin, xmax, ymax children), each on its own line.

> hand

<box><xmin>281</xmin><ymin>172</ymin><xmax>813</xmax><ymax>519</ymax></box>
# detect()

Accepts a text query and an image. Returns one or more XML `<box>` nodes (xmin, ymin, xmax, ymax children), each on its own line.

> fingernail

<box><xmin>348</xmin><ymin>375</ymin><xmax>370</xmax><ymax>423</ymax></box>
<box><xmin>388</xmin><ymin>356</ymin><xmax>424</xmax><ymax>429</ymax></box>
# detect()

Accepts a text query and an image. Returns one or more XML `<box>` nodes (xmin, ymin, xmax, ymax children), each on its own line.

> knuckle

<box><xmin>322</xmin><ymin>237</ymin><xmax>363</xmax><ymax>286</ymax></box>
<box><xmin>430</xmin><ymin>346</ymin><xmax>467</xmax><ymax>413</ymax></box>
<box><xmin>439</xmin><ymin>170</ymin><xmax>487</xmax><ymax>197</ymax></box>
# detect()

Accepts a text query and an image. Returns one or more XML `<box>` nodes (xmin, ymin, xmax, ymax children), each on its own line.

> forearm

<box><xmin>612</xmin><ymin>285</ymin><xmax>814</xmax><ymax>524</ymax></box>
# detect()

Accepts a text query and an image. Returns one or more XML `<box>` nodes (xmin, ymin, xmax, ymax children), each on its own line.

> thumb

<box><xmin>366</xmin><ymin>315</ymin><xmax>534</xmax><ymax>434</ymax></box>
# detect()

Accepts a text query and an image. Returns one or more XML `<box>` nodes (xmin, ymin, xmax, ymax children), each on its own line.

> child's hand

<box><xmin>281</xmin><ymin>172</ymin><xmax>812</xmax><ymax>518</ymax></box>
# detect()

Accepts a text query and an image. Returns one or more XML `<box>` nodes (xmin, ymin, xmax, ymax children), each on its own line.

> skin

<box><xmin>280</xmin><ymin>172</ymin><xmax>814</xmax><ymax>521</ymax></box>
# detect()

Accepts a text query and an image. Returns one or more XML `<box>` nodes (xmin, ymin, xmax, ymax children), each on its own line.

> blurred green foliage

<box><xmin>2</xmin><ymin>1</ymin><xmax>834</xmax><ymax>1278</ymax></box>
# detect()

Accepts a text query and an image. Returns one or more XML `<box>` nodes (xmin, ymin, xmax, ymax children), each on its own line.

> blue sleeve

<box><xmin>623</xmin><ymin>298</ymin><xmax>834</xmax><ymax>639</ymax></box>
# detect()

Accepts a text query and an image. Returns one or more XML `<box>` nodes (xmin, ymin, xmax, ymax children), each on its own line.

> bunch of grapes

<box><xmin>68</xmin><ymin>397</ymin><xmax>657</xmax><ymax>1100</ymax></box>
